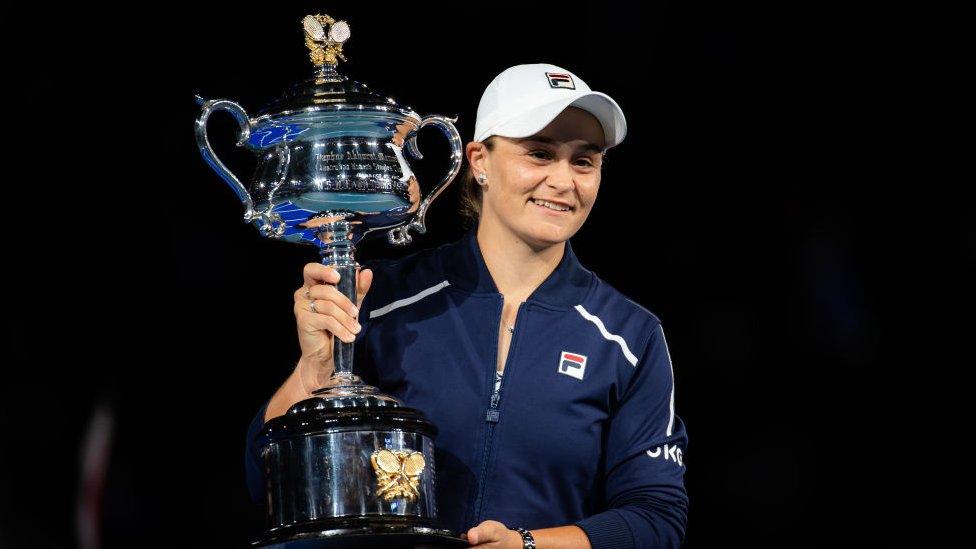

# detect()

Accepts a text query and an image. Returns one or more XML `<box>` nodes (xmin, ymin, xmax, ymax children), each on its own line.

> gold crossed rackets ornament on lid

<box><xmin>370</xmin><ymin>448</ymin><xmax>426</xmax><ymax>502</ymax></box>
<box><xmin>302</xmin><ymin>13</ymin><xmax>351</xmax><ymax>67</ymax></box>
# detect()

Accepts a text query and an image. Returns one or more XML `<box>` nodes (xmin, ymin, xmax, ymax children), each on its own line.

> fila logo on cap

<box><xmin>557</xmin><ymin>351</ymin><xmax>587</xmax><ymax>380</ymax></box>
<box><xmin>546</xmin><ymin>71</ymin><xmax>576</xmax><ymax>90</ymax></box>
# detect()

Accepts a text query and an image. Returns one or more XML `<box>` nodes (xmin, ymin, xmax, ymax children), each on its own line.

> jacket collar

<box><xmin>440</xmin><ymin>222</ymin><xmax>594</xmax><ymax>310</ymax></box>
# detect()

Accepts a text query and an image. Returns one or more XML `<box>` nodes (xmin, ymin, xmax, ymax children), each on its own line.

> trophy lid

<box><xmin>251</xmin><ymin>14</ymin><xmax>420</xmax><ymax>124</ymax></box>
<box><xmin>260</xmin><ymin>405</ymin><xmax>439</xmax><ymax>443</ymax></box>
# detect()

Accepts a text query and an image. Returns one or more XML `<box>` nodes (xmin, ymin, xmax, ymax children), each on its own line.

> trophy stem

<box><xmin>318</xmin><ymin>234</ymin><xmax>358</xmax><ymax>380</ymax></box>
<box><xmin>333</xmin><ymin>259</ymin><xmax>357</xmax><ymax>377</ymax></box>
<box><xmin>315</xmin><ymin>63</ymin><xmax>340</xmax><ymax>78</ymax></box>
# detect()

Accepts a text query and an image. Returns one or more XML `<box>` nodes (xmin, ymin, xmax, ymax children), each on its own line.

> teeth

<box><xmin>532</xmin><ymin>199</ymin><xmax>570</xmax><ymax>211</ymax></box>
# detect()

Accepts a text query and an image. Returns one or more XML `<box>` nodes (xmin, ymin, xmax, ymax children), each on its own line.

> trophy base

<box><xmin>252</xmin><ymin>516</ymin><xmax>468</xmax><ymax>548</ymax></box>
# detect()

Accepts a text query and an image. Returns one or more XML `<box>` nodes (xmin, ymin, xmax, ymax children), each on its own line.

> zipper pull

<box><xmin>485</xmin><ymin>388</ymin><xmax>500</xmax><ymax>423</ymax></box>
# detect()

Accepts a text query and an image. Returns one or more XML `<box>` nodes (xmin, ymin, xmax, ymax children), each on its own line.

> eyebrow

<box><xmin>515</xmin><ymin>135</ymin><xmax>604</xmax><ymax>154</ymax></box>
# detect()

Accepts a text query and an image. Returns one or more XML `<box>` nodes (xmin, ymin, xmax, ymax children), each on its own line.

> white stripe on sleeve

<box><xmin>369</xmin><ymin>280</ymin><xmax>451</xmax><ymax>319</ymax></box>
<box><xmin>660</xmin><ymin>325</ymin><xmax>676</xmax><ymax>436</ymax></box>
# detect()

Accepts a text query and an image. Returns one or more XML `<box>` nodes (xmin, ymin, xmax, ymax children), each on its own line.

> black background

<box><xmin>2</xmin><ymin>1</ymin><xmax>969</xmax><ymax>547</ymax></box>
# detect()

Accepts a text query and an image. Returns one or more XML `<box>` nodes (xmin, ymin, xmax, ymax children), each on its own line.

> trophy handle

<box><xmin>388</xmin><ymin>115</ymin><xmax>464</xmax><ymax>246</ymax></box>
<box><xmin>194</xmin><ymin>95</ymin><xmax>258</xmax><ymax>222</ymax></box>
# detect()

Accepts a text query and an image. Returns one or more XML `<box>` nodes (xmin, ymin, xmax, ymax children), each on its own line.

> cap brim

<box><xmin>479</xmin><ymin>91</ymin><xmax>627</xmax><ymax>150</ymax></box>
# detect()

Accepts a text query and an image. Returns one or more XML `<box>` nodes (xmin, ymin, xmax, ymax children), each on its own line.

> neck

<box><xmin>475</xmin><ymin>218</ymin><xmax>565</xmax><ymax>301</ymax></box>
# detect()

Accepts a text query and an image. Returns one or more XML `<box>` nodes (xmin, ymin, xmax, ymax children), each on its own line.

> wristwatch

<box><xmin>510</xmin><ymin>526</ymin><xmax>536</xmax><ymax>549</ymax></box>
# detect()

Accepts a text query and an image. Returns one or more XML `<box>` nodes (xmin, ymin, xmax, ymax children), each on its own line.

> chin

<box><xmin>522</xmin><ymin>223</ymin><xmax>575</xmax><ymax>249</ymax></box>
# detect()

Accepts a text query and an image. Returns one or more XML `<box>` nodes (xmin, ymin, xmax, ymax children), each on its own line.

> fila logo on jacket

<box><xmin>557</xmin><ymin>351</ymin><xmax>587</xmax><ymax>380</ymax></box>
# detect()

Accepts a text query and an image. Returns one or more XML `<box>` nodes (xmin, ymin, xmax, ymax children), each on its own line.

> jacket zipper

<box><xmin>472</xmin><ymin>298</ymin><xmax>524</xmax><ymax>525</ymax></box>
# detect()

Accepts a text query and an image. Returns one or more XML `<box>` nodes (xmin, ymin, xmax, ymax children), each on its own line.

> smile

<box><xmin>530</xmin><ymin>198</ymin><xmax>573</xmax><ymax>213</ymax></box>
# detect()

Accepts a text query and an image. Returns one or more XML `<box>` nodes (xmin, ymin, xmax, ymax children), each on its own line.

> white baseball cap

<box><xmin>473</xmin><ymin>63</ymin><xmax>627</xmax><ymax>150</ymax></box>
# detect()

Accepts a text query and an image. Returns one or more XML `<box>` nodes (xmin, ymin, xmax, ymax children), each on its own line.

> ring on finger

<box><xmin>309</xmin><ymin>299</ymin><xmax>318</xmax><ymax>313</ymax></box>
<box><xmin>304</xmin><ymin>286</ymin><xmax>311</xmax><ymax>300</ymax></box>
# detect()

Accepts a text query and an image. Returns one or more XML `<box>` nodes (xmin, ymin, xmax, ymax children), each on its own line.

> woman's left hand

<box><xmin>463</xmin><ymin>520</ymin><xmax>524</xmax><ymax>548</ymax></box>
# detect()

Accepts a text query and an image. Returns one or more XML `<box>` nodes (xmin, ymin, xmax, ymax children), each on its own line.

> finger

<box><xmin>470</xmin><ymin>521</ymin><xmax>505</xmax><ymax>546</ymax></box>
<box><xmin>294</xmin><ymin>304</ymin><xmax>357</xmax><ymax>343</ymax></box>
<box><xmin>306</xmin><ymin>284</ymin><xmax>359</xmax><ymax>319</ymax></box>
<box><xmin>301</xmin><ymin>298</ymin><xmax>361</xmax><ymax>338</ymax></box>
<box><xmin>356</xmin><ymin>268</ymin><xmax>373</xmax><ymax>308</ymax></box>
<box><xmin>465</xmin><ymin>526</ymin><xmax>482</xmax><ymax>545</ymax></box>
<box><xmin>294</xmin><ymin>284</ymin><xmax>316</xmax><ymax>302</ymax></box>
<box><xmin>316</xmin><ymin>297</ymin><xmax>362</xmax><ymax>337</ymax></box>
<box><xmin>302</xmin><ymin>262</ymin><xmax>340</xmax><ymax>288</ymax></box>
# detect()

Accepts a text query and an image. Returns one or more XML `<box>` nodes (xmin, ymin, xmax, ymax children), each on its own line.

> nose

<box><xmin>545</xmin><ymin>159</ymin><xmax>577</xmax><ymax>192</ymax></box>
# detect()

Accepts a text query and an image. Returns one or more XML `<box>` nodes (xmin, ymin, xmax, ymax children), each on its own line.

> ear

<box><xmin>465</xmin><ymin>141</ymin><xmax>489</xmax><ymax>177</ymax></box>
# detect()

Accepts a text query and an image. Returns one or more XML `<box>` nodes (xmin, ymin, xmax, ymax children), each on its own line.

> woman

<box><xmin>247</xmin><ymin>63</ymin><xmax>689</xmax><ymax>548</ymax></box>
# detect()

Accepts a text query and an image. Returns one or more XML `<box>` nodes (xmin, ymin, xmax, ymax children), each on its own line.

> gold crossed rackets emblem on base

<box><xmin>370</xmin><ymin>448</ymin><xmax>426</xmax><ymax>502</ymax></box>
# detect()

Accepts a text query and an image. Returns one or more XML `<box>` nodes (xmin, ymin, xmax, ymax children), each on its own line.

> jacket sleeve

<box><xmin>574</xmin><ymin>322</ymin><xmax>690</xmax><ymax>548</ymax></box>
<box><xmin>245</xmin><ymin>400</ymin><xmax>271</xmax><ymax>506</ymax></box>
<box><xmin>243</xmin><ymin>260</ymin><xmax>382</xmax><ymax>507</ymax></box>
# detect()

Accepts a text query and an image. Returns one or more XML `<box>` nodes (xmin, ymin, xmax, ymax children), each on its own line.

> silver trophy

<box><xmin>195</xmin><ymin>13</ymin><xmax>465</xmax><ymax>548</ymax></box>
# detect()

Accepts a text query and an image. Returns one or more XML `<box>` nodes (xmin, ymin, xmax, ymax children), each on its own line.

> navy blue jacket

<box><xmin>246</xmin><ymin>225</ymin><xmax>689</xmax><ymax>547</ymax></box>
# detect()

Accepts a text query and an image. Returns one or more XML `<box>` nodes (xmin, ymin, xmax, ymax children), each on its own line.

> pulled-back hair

<box><xmin>457</xmin><ymin>137</ymin><xmax>496</xmax><ymax>229</ymax></box>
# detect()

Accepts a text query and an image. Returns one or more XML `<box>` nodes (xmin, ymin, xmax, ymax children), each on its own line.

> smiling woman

<box><xmin>248</xmin><ymin>63</ymin><xmax>689</xmax><ymax>549</ymax></box>
<box><xmin>464</xmin><ymin>107</ymin><xmax>607</xmax><ymax>251</ymax></box>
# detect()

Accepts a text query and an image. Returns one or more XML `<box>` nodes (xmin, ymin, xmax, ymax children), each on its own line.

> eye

<box><xmin>528</xmin><ymin>149</ymin><xmax>552</xmax><ymax>160</ymax></box>
<box><xmin>574</xmin><ymin>157</ymin><xmax>595</xmax><ymax>167</ymax></box>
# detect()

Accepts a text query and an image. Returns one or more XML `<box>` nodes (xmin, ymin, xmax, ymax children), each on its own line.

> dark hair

<box><xmin>457</xmin><ymin>136</ymin><xmax>496</xmax><ymax>229</ymax></box>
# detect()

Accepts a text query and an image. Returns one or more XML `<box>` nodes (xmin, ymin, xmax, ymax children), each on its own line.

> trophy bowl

<box><xmin>194</xmin><ymin>13</ymin><xmax>466</xmax><ymax>548</ymax></box>
<box><xmin>194</xmin><ymin>29</ymin><xmax>462</xmax><ymax>251</ymax></box>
